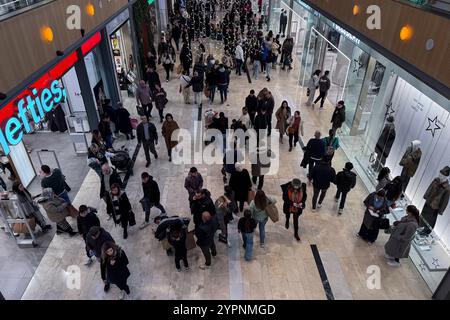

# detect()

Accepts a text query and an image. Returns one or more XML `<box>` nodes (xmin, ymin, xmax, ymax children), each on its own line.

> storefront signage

<box><xmin>106</xmin><ymin>9</ymin><xmax>129</xmax><ymax>35</ymax></box>
<box><xmin>0</xmin><ymin>80</ymin><xmax>67</xmax><ymax>155</ymax></box>
<box><xmin>332</xmin><ymin>23</ymin><xmax>361</xmax><ymax>45</ymax></box>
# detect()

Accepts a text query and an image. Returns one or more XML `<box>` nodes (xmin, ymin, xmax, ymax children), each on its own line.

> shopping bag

<box><xmin>130</xmin><ymin>118</ymin><xmax>139</xmax><ymax>129</ymax></box>
<box><xmin>128</xmin><ymin>211</ymin><xmax>136</xmax><ymax>226</ymax></box>
<box><xmin>67</xmin><ymin>204</ymin><xmax>79</xmax><ymax>218</ymax></box>
<box><xmin>186</xmin><ymin>230</ymin><xmax>196</xmax><ymax>250</ymax></box>
<box><xmin>248</xmin><ymin>190</ymin><xmax>255</xmax><ymax>203</ymax></box>
<box><xmin>266</xmin><ymin>203</ymin><xmax>279</xmax><ymax>223</ymax></box>
<box><xmin>12</xmin><ymin>217</ymin><xmax>36</xmax><ymax>234</ymax></box>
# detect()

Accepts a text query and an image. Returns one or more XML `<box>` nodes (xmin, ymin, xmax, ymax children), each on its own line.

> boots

<box><xmin>285</xmin><ymin>219</ymin><xmax>289</xmax><ymax>230</ymax></box>
<box><xmin>294</xmin><ymin>233</ymin><xmax>301</xmax><ymax>242</ymax></box>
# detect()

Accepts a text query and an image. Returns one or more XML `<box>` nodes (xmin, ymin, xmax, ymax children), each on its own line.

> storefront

<box><xmin>270</xmin><ymin>0</ymin><xmax>450</xmax><ymax>295</ymax></box>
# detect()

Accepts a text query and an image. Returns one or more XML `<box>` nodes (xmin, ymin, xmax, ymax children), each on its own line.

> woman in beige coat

<box><xmin>38</xmin><ymin>188</ymin><xmax>77</xmax><ymax>236</ymax></box>
<box><xmin>275</xmin><ymin>101</ymin><xmax>291</xmax><ymax>143</ymax></box>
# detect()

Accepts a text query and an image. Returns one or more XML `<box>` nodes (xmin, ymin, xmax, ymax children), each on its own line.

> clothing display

<box><xmin>399</xmin><ymin>140</ymin><xmax>422</xmax><ymax>192</ymax></box>
<box><xmin>419</xmin><ymin>166</ymin><xmax>450</xmax><ymax>235</ymax></box>
<box><xmin>373</xmin><ymin>117</ymin><xmax>396</xmax><ymax>172</ymax></box>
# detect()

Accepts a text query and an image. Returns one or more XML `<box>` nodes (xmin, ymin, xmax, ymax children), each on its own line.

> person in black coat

<box><xmin>86</xmin><ymin>226</ymin><xmax>115</xmax><ymax>292</ymax></box>
<box><xmin>229</xmin><ymin>163</ymin><xmax>252</xmax><ymax>213</ymax></box>
<box><xmin>180</xmin><ymin>42</ymin><xmax>193</xmax><ymax>72</ymax></box>
<box><xmin>98</xmin><ymin>114</ymin><xmax>113</xmax><ymax>149</ymax></box>
<box><xmin>334</xmin><ymin>162</ymin><xmax>357</xmax><ymax>215</ymax></box>
<box><xmin>195</xmin><ymin>212</ymin><xmax>218</xmax><ymax>270</ymax></box>
<box><xmin>302</xmin><ymin>130</ymin><xmax>325</xmax><ymax>182</ymax></box>
<box><xmin>107</xmin><ymin>183</ymin><xmax>135</xmax><ymax>239</ymax></box>
<box><xmin>146</xmin><ymin>65</ymin><xmax>161</xmax><ymax>96</ymax></box>
<box><xmin>357</xmin><ymin>189</ymin><xmax>389</xmax><ymax>244</ymax></box>
<box><xmin>116</xmin><ymin>103</ymin><xmax>135</xmax><ymax>140</ymax></box>
<box><xmin>254</xmin><ymin>107</ymin><xmax>268</xmax><ymax>146</ymax></box>
<box><xmin>168</xmin><ymin>227</ymin><xmax>189</xmax><ymax>272</ymax></box>
<box><xmin>281</xmin><ymin>179</ymin><xmax>307</xmax><ymax>241</ymax></box>
<box><xmin>190</xmin><ymin>71</ymin><xmax>204</xmax><ymax>105</ymax></box>
<box><xmin>100</xmin><ymin>164</ymin><xmax>122</xmax><ymax>217</ymax></box>
<box><xmin>190</xmin><ymin>189</ymin><xmax>216</xmax><ymax>229</ymax></box>
<box><xmin>245</xmin><ymin>90</ymin><xmax>258</xmax><ymax>126</ymax></box>
<box><xmin>101</xmin><ymin>242</ymin><xmax>131</xmax><ymax>299</ymax></box>
<box><xmin>310</xmin><ymin>159</ymin><xmax>336</xmax><ymax>211</ymax></box>
<box><xmin>373</xmin><ymin>116</ymin><xmax>396</xmax><ymax>172</ymax></box>
<box><xmin>136</xmin><ymin>116</ymin><xmax>159</xmax><ymax>167</ymax></box>
<box><xmin>77</xmin><ymin>205</ymin><xmax>100</xmax><ymax>265</ymax></box>
<box><xmin>330</xmin><ymin>101</ymin><xmax>346</xmax><ymax>134</ymax></box>
<box><xmin>140</xmin><ymin>172</ymin><xmax>166</xmax><ymax>228</ymax></box>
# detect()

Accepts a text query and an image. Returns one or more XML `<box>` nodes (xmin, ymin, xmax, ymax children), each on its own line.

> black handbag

<box><xmin>128</xmin><ymin>211</ymin><xmax>136</xmax><ymax>226</ymax></box>
<box><xmin>378</xmin><ymin>217</ymin><xmax>390</xmax><ymax>230</ymax></box>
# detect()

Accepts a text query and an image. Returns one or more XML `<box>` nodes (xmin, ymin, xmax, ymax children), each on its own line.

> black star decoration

<box><xmin>426</xmin><ymin>116</ymin><xmax>441</xmax><ymax>138</ymax></box>
<box><xmin>432</xmin><ymin>257</ymin><xmax>440</xmax><ymax>269</ymax></box>
<box><xmin>352</xmin><ymin>59</ymin><xmax>359</xmax><ymax>73</ymax></box>
<box><xmin>418</xmin><ymin>262</ymin><xmax>427</xmax><ymax>272</ymax></box>
<box><xmin>385</xmin><ymin>102</ymin><xmax>395</xmax><ymax>117</ymax></box>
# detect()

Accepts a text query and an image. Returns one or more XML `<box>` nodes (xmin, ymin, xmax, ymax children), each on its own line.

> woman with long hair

<box><xmin>107</xmin><ymin>183</ymin><xmax>134</xmax><ymax>239</ymax></box>
<box><xmin>286</xmin><ymin>111</ymin><xmax>304</xmax><ymax>152</ymax></box>
<box><xmin>275</xmin><ymin>101</ymin><xmax>290</xmax><ymax>144</ymax></box>
<box><xmin>101</xmin><ymin>241</ymin><xmax>131</xmax><ymax>299</ymax></box>
<box><xmin>249</xmin><ymin>190</ymin><xmax>276</xmax><ymax>248</ymax></box>
<box><xmin>376</xmin><ymin>167</ymin><xmax>391</xmax><ymax>191</ymax></box>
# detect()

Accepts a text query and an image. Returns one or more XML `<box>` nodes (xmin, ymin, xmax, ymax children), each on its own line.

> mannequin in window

<box><xmin>399</xmin><ymin>140</ymin><xmax>422</xmax><ymax>192</ymax></box>
<box><xmin>372</xmin><ymin>115</ymin><xmax>396</xmax><ymax>172</ymax></box>
<box><xmin>419</xmin><ymin>166</ymin><xmax>450</xmax><ymax>236</ymax></box>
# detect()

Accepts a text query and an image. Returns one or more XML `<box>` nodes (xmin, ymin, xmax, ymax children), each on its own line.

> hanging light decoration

<box><xmin>40</xmin><ymin>25</ymin><xmax>54</xmax><ymax>43</ymax></box>
<box><xmin>400</xmin><ymin>25</ymin><xmax>414</xmax><ymax>41</ymax></box>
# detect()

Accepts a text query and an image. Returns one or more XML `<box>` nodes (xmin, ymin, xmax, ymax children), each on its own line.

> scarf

<box><xmin>288</xmin><ymin>188</ymin><xmax>303</xmax><ymax>213</ymax></box>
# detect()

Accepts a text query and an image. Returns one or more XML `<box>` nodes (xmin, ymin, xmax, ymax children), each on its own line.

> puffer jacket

<box><xmin>384</xmin><ymin>215</ymin><xmax>418</xmax><ymax>259</ymax></box>
<box><xmin>335</xmin><ymin>169</ymin><xmax>357</xmax><ymax>192</ymax></box>
<box><xmin>399</xmin><ymin>146</ymin><xmax>422</xmax><ymax>177</ymax></box>
<box><xmin>40</xmin><ymin>196</ymin><xmax>70</xmax><ymax>223</ymax></box>
<box><xmin>424</xmin><ymin>178</ymin><xmax>450</xmax><ymax>214</ymax></box>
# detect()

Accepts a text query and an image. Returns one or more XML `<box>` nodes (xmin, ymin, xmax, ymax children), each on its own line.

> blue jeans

<box><xmin>242</xmin><ymin>232</ymin><xmax>254</xmax><ymax>261</ymax></box>
<box><xmin>209</xmin><ymin>85</ymin><xmax>216</xmax><ymax>103</ymax></box>
<box><xmin>104</xmin><ymin>135</ymin><xmax>113</xmax><ymax>149</ymax></box>
<box><xmin>257</xmin><ymin>217</ymin><xmax>268</xmax><ymax>244</ymax></box>
<box><xmin>140</xmin><ymin>197</ymin><xmax>166</xmax><ymax>222</ymax></box>
<box><xmin>58</xmin><ymin>190</ymin><xmax>71</xmax><ymax>204</ymax></box>
<box><xmin>218</xmin><ymin>84</ymin><xmax>228</xmax><ymax>103</ymax></box>
<box><xmin>253</xmin><ymin>61</ymin><xmax>260</xmax><ymax>79</ymax></box>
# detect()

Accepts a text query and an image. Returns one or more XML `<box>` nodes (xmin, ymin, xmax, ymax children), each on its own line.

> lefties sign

<box><xmin>0</xmin><ymin>80</ymin><xmax>67</xmax><ymax>155</ymax></box>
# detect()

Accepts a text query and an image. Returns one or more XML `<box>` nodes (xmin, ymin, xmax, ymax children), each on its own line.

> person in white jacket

<box><xmin>235</xmin><ymin>43</ymin><xmax>244</xmax><ymax>76</ymax></box>
<box><xmin>306</xmin><ymin>69</ymin><xmax>321</xmax><ymax>106</ymax></box>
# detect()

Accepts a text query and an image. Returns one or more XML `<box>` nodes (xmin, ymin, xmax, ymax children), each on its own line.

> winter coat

<box><xmin>362</xmin><ymin>192</ymin><xmax>389</xmax><ymax>230</ymax></box>
<box><xmin>331</xmin><ymin>106</ymin><xmax>346</xmax><ymax>129</ymax></box>
<box><xmin>245</xmin><ymin>95</ymin><xmax>258</xmax><ymax>115</ymax></box>
<box><xmin>190</xmin><ymin>191</ymin><xmax>216</xmax><ymax>227</ymax></box>
<box><xmin>195</xmin><ymin>218</ymin><xmax>219</xmax><ymax>247</ymax></box>
<box><xmin>423</xmin><ymin>178</ymin><xmax>450</xmax><ymax>214</ymax></box>
<box><xmin>376</xmin><ymin>177</ymin><xmax>391</xmax><ymax>191</ymax></box>
<box><xmin>335</xmin><ymin>169</ymin><xmax>356</xmax><ymax>192</ymax></box>
<box><xmin>238</xmin><ymin>216</ymin><xmax>257</xmax><ymax>233</ymax></box>
<box><xmin>399</xmin><ymin>146</ymin><xmax>422</xmax><ymax>177</ymax></box>
<box><xmin>15</xmin><ymin>191</ymin><xmax>40</xmax><ymax>218</ymax></box>
<box><xmin>168</xmin><ymin>229</ymin><xmax>187</xmax><ymax>254</ymax></box>
<box><xmin>217</xmin><ymin>68</ymin><xmax>230</xmax><ymax>85</ymax></box>
<box><xmin>86</xmin><ymin>227</ymin><xmax>114</xmax><ymax>258</ymax></box>
<box><xmin>146</xmin><ymin>71</ymin><xmax>161</xmax><ymax>90</ymax></box>
<box><xmin>154</xmin><ymin>88</ymin><xmax>168</xmax><ymax>110</ymax></box>
<box><xmin>229</xmin><ymin>169</ymin><xmax>252</xmax><ymax>202</ymax></box>
<box><xmin>249</xmin><ymin>197</ymin><xmax>276</xmax><ymax>221</ymax></box>
<box><xmin>275</xmin><ymin>107</ymin><xmax>288</xmax><ymax>133</ymax></box>
<box><xmin>107</xmin><ymin>192</ymin><xmax>132</xmax><ymax>227</ymax></box>
<box><xmin>281</xmin><ymin>182</ymin><xmax>307</xmax><ymax>215</ymax></box>
<box><xmin>136</xmin><ymin>122</ymin><xmax>158</xmax><ymax>143</ymax></box>
<box><xmin>136</xmin><ymin>84</ymin><xmax>152</xmax><ymax>105</ymax></box>
<box><xmin>117</xmin><ymin>108</ymin><xmax>133</xmax><ymax>134</ymax></box>
<box><xmin>104</xmin><ymin>249</ymin><xmax>130</xmax><ymax>286</ymax></box>
<box><xmin>307</xmin><ymin>74</ymin><xmax>320</xmax><ymax>91</ymax></box>
<box><xmin>318</xmin><ymin>75</ymin><xmax>331</xmax><ymax>92</ymax></box>
<box><xmin>155</xmin><ymin>216</ymin><xmax>190</xmax><ymax>241</ymax></box>
<box><xmin>306</xmin><ymin>138</ymin><xmax>325</xmax><ymax>161</ymax></box>
<box><xmin>100</xmin><ymin>169</ymin><xmax>122</xmax><ymax>199</ymax></box>
<box><xmin>375</xmin><ymin>123</ymin><xmax>396</xmax><ymax>158</ymax></box>
<box><xmin>310</xmin><ymin>161</ymin><xmax>336</xmax><ymax>190</ymax></box>
<box><xmin>77</xmin><ymin>209</ymin><xmax>100</xmax><ymax>239</ymax></box>
<box><xmin>190</xmin><ymin>75</ymin><xmax>204</xmax><ymax>93</ymax></box>
<box><xmin>384</xmin><ymin>215</ymin><xmax>418</xmax><ymax>259</ymax></box>
<box><xmin>40</xmin><ymin>196</ymin><xmax>70</xmax><ymax>223</ymax></box>
<box><xmin>184</xmin><ymin>173</ymin><xmax>204</xmax><ymax>199</ymax></box>
<box><xmin>142</xmin><ymin>176</ymin><xmax>161</xmax><ymax>203</ymax></box>
<box><xmin>162</xmin><ymin>120</ymin><xmax>179</xmax><ymax>149</ymax></box>
<box><xmin>254</xmin><ymin>113</ymin><xmax>268</xmax><ymax>131</ymax></box>
<box><xmin>193</xmin><ymin>63</ymin><xmax>206</xmax><ymax>80</ymax></box>
<box><xmin>206</xmin><ymin>70</ymin><xmax>217</xmax><ymax>86</ymax></box>
<box><xmin>41</xmin><ymin>168</ymin><xmax>66</xmax><ymax>196</ymax></box>
<box><xmin>235</xmin><ymin>45</ymin><xmax>244</xmax><ymax>61</ymax></box>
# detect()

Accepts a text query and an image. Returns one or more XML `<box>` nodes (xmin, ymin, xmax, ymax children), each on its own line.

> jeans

<box><xmin>218</xmin><ymin>84</ymin><xmax>228</xmax><ymax>103</ymax></box>
<box><xmin>312</xmin><ymin>187</ymin><xmax>328</xmax><ymax>209</ymax></box>
<box><xmin>163</xmin><ymin>64</ymin><xmax>171</xmax><ymax>80</ymax></box>
<box><xmin>209</xmin><ymin>85</ymin><xmax>216</xmax><ymax>103</ymax></box>
<box><xmin>194</xmin><ymin>91</ymin><xmax>202</xmax><ymax>105</ymax></box>
<box><xmin>335</xmin><ymin>189</ymin><xmax>348</xmax><ymax>210</ymax></box>
<box><xmin>236</xmin><ymin>59</ymin><xmax>243</xmax><ymax>75</ymax></box>
<box><xmin>253</xmin><ymin>61</ymin><xmax>260</xmax><ymax>79</ymax></box>
<box><xmin>142</xmin><ymin>140</ymin><xmax>158</xmax><ymax>163</ymax></box>
<box><xmin>314</xmin><ymin>91</ymin><xmax>328</xmax><ymax>108</ymax></box>
<box><xmin>200</xmin><ymin>241</ymin><xmax>217</xmax><ymax>266</ymax></box>
<box><xmin>252</xmin><ymin>175</ymin><xmax>264</xmax><ymax>190</ymax></box>
<box><xmin>182</xmin><ymin>87</ymin><xmax>191</xmax><ymax>103</ymax></box>
<box><xmin>104</xmin><ymin>135</ymin><xmax>113</xmax><ymax>149</ymax></box>
<box><xmin>242</xmin><ymin>232</ymin><xmax>254</xmax><ymax>261</ymax></box>
<box><xmin>142</xmin><ymin>103</ymin><xmax>153</xmax><ymax>120</ymax></box>
<box><xmin>256</xmin><ymin>217</ymin><xmax>268</xmax><ymax>244</ymax></box>
<box><xmin>306</xmin><ymin>88</ymin><xmax>317</xmax><ymax>105</ymax></box>
<box><xmin>266</xmin><ymin>63</ymin><xmax>272</xmax><ymax>78</ymax></box>
<box><xmin>58</xmin><ymin>190</ymin><xmax>71</xmax><ymax>204</ymax></box>
<box><xmin>141</xmin><ymin>197</ymin><xmax>166</xmax><ymax>222</ymax></box>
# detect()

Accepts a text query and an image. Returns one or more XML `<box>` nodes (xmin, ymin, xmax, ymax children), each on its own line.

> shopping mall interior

<box><xmin>0</xmin><ymin>0</ymin><xmax>449</xmax><ymax>301</ymax></box>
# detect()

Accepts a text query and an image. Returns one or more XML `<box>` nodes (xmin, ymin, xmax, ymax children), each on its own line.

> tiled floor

<box><xmin>18</xmin><ymin>41</ymin><xmax>432</xmax><ymax>300</ymax></box>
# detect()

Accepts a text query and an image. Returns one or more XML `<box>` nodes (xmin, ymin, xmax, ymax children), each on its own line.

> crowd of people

<box><xmin>7</xmin><ymin>0</ymin><xmax>423</xmax><ymax>299</ymax></box>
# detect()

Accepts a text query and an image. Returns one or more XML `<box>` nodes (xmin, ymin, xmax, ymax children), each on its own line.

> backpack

<box><xmin>325</xmin><ymin>137</ymin><xmax>336</xmax><ymax>156</ymax></box>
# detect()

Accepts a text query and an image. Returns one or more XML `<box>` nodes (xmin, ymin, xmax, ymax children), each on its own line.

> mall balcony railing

<box><xmin>0</xmin><ymin>0</ymin><xmax>54</xmax><ymax>21</ymax></box>
<box><xmin>393</xmin><ymin>0</ymin><xmax>450</xmax><ymax>16</ymax></box>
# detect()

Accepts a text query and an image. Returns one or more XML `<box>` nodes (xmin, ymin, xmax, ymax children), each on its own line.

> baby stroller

<box><xmin>110</xmin><ymin>146</ymin><xmax>133</xmax><ymax>176</ymax></box>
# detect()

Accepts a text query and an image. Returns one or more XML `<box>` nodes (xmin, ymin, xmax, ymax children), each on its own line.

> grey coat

<box><xmin>424</xmin><ymin>178</ymin><xmax>450</xmax><ymax>215</ymax></box>
<box><xmin>40</xmin><ymin>196</ymin><xmax>70</xmax><ymax>223</ymax></box>
<box><xmin>384</xmin><ymin>216</ymin><xmax>418</xmax><ymax>258</ymax></box>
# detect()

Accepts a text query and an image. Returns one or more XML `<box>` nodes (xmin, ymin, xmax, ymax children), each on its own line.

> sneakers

<box><xmin>199</xmin><ymin>265</ymin><xmax>211</xmax><ymax>270</ymax></box>
<box><xmin>104</xmin><ymin>283</ymin><xmax>110</xmax><ymax>292</ymax></box>
<box><xmin>285</xmin><ymin>220</ymin><xmax>289</xmax><ymax>229</ymax></box>
<box><xmin>177</xmin><ymin>268</ymin><xmax>182</xmax><ymax>272</ymax></box>
<box><xmin>384</xmin><ymin>253</ymin><xmax>394</xmax><ymax>260</ymax></box>
<box><xmin>260</xmin><ymin>243</ymin><xmax>265</xmax><ymax>248</ymax></box>
<box><xmin>387</xmin><ymin>260</ymin><xmax>401</xmax><ymax>267</ymax></box>
<box><xmin>317</xmin><ymin>203</ymin><xmax>322</xmax><ymax>209</ymax></box>
<box><xmin>338</xmin><ymin>209</ymin><xmax>343</xmax><ymax>215</ymax></box>
<box><xmin>184</xmin><ymin>267</ymin><xmax>190</xmax><ymax>271</ymax></box>
<box><xmin>84</xmin><ymin>257</ymin><xmax>94</xmax><ymax>266</ymax></box>
<box><xmin>139</xmin><ymin>221</ymin><xmax>150</xmax><ymax>230</ymax></box>
<box><xmin>335</xmin><ymin>197</ymin><xmax>339</xmax><ymax>202</ymax></box>
<box><xmin>119</xmin><ymin>291</ymin><xmax>127</xmax><ymax>300</ymax></box>
<box><xmin>312</xmin><ymin>208</ymin><xmax>316</xmax><ymax>212</ymax></box>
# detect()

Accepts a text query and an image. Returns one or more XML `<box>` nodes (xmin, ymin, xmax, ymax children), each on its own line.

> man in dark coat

<box><xmin>313</xmin><ymin>71</ymin><xmax>331</xmax><ymax>109</ymax></box>
<box><xmin>334</xmin><ymin>162</ymin><xmax>357</xmax><ymax>215</ymax></box>
<box><xmin>302</xmin><ymin>130</ymin><xmax>325</xmax><ymax>181</ymax></box>
<box><xmin>229</xmin><ymin>163</ymin><xmax>252</xmax><ymax>212</ymax></box>
<box><xmin>146</xmin><ymin>65</ymin><xmax>161</xmax><ymax>96</ymax></box>
<box><xmin>86</xmin><ymin>226</ymin><xmax>115</xmax><ymax>292</ymax></box>
<box><xmin>98</xmin><ymin>114</ymin><xmax>114</xmax><ymax>149</ymax></box>
<box><xmin>154</xmin><ymin>215</ymin><xmax>190</xmax><ymax>256</ymax></box>
<box><xmin>140</xmin><ymin>172</ymin><xmax>166</xmax><ymax>229</ymax></box>
<box><xmin>195</xmin><ymin>212</ymin><xmax>218</xmax><ymax>270</ymax></box>
<box><xmin>310</xmin><ymin>159</ymin><xmax>336</xmax><ymax>211</ymax></box>
<box><xmin>245</xmin><ymin>90</ymin><xmax>258</xmax><ymax>126</ymax></box>
<box><xmin>330</xmin><ymin>101</ymin><xmax>346</xmax><ymax>133</ymax></box>
<box><xmin>190</xmin><ymin>189</ymin><xmax>216</xmax><ymax>229</ymax></box>
<box><xmin>77</xmin><ymin>205</ymin><xmax>100</xmax><ymax>265</ymax></box>
<box><xmin>136</xmin><ymin>116</ymin><xmax>159</xmax><ymax>167</ymax></box>
<box><xmin>184</xmin><ymin>167</ymin><xmax>204</xmax><ymax>203</ymax></box>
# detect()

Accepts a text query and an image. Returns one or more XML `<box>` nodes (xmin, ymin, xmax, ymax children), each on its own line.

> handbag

<box><xmin>12</xmin><ymin>217</ymin><xmax>36</xmax><ymax>234</ymax></box>
<box><xmin>128</xmin><ymin>211</ymin><xmax>136</xmax><ymax>226</ymax></box>
<box><xmin>378</xmin><ymin>217</ymin><xmax>390</xmax><ymax>230</ymax></box>
<box><xmin>67</xmin><ymin>204</ymin><xmax>79</xmax><ymax>218</ymax></box>
<box><xmin>265</xmin><ymin>203</ymin><xmax>279</xmax><ymax>223</ymax></box>
<box><xmin>185</xmin><ymin>230</ymin><xmax>196</xmax><ymax>250</ymax></box>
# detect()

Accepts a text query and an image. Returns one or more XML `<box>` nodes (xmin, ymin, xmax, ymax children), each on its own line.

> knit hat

<box><xmin>291</xmin><ymin>178</ymin><xmax>302</xmax><ymax>189</ymax></box>
<box><xmin>440</xmin><ymin>166</ymin><xmax>450</xmax><ymax>177</ymax></box>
